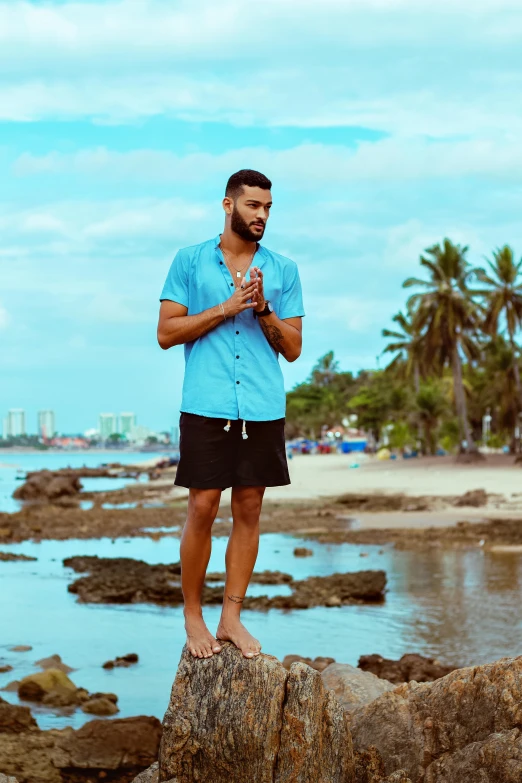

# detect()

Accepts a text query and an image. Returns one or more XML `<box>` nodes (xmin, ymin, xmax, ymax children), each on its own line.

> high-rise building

<box><xmin>99</xmin><ymin>413</ymin><xmax>118</xmax><ymax>440</ymax></box>
<box><xmin>120</xmin><ymin>412</ymin><xmax>137</xmax><ymax>438</ymax></box>
<box><xmin>38</xmin><ymin>410</ymin><xmax>55</xmax><ymax>439</ymax></box>
<box><xmin>4</xmin><ymin>409</ymin><xmax>26</xmax><ymax>438</ymax></box>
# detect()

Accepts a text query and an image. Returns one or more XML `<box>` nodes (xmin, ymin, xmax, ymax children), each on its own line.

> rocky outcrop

<box><xmin>65</xmin><ymin>555</ymin><xmax>386</xmax><ymax>609</ymax></box>
<box><xmin>0</xmin><ymin>774</ymin><xmax>20</xmax><ymax>783</ymax></box>
<box><xmin>157</xmin><ymin>642</ymin><xmax>354</xmax><ymax>782</ymax></box>
<box><xmin>0</xmin><ymin>552</ymin><xmax>37</xmax><ymax>562</ymax></box>
<box><xmin>293</xmin><ymin>547</ymin><xmax>313</xmax><ymax>557</ymax></box>
<box><xmin>321</xmin><ymin>663</ymin><xmax>395</xmax><ymax>712</ymax></box>
<box><xmin>0</xmin><ymin>715</ymin><xmax>161</xmax><ymax>783</ymax></box>
<box><xmin>34</xmin><ymin>654</ymin><xmax>74</xmax><ymax>674</ymax></box>
<box><xmin>0</xmin><ymin>696</ymin><xmax>38</xmax><ymax>734</ymax></box>
<box><xmin>282</xmin><ymin>654</ymin><xmax>335</xmax><ymax>672</ymax></box>
<box><xmin>102</xmin><ymin>651</ymin><xmax>139</xmax><ymax>668</ymax></box>
<box><xmin>358</xmin><ymin>653</ymin><xmax>456</xmax><ymax>684</ymax></box>
<box><xmin>453</xmin><ymin>488</ymin><xmax>488</xmax><ymax>507</ymax></box>
<box><xmin>12</xmin><ymin>668</ymin><xmax>119</xmax><ymax>714</ymax></box>
<box><xmin>13</xmin><ymin>471</ymin><xmax>83</xmax><ymax>503</ymax></box>
<box><xmin>349</xmin><ymin>655</ymin><xmax>522</xmax><ymax>781</ymax></box>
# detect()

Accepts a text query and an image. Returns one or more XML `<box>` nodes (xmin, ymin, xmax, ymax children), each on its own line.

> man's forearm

<box><xmin>159</xmin><ymin>305</ymin><xmax>224</xmax><ymax>349</ymax></box>
<box><xmin>257</xmin><ymin>312</ymin><xmax>301</xmax><ymax>361</ymax></box>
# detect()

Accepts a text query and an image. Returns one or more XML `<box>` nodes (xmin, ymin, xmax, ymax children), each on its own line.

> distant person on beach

<box><xmin>157</xmin><ymin>170</ymin><xmax>305</xmax><ymax>659</ymax></box>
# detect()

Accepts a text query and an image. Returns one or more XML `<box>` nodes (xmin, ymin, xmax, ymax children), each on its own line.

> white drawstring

<box><xmin>223</xmin><ymin>419</ymin><xmax>248</xmax><ymax>439</ymax></box>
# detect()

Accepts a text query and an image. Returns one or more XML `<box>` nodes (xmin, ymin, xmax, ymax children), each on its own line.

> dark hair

<box><xmin>225</xmin><ymin>169</ymin><xmax>272</xmax><ymax>199</ymax></box>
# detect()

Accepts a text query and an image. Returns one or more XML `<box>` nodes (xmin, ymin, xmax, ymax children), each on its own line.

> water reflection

<box><xmin>0</xmin><ymin>534</ymin><xmax>521</xmax><ymax>730</ymax></box>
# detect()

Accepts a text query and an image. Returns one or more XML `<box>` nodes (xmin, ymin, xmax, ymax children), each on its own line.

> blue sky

<box><xmin>2</xmin><ymin>0</ymin><xmax>522</xmax><ymax>434</ymax></box>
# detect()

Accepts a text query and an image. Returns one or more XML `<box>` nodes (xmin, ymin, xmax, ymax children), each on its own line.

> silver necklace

<box><xmin>220</xmin><ymin>244</ymin><xmax>257</xmax><ymax>283</ymax></box>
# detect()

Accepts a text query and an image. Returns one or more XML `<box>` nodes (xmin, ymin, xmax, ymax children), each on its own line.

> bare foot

<box><xmin>185</xmin><ymin>612</ymin><xmax>222</xmax><ymax>659</ymax></box>
<box><xmin>216</xmin><ymin>617</ymin><xmax>261</xmax><ymax>658</ymax></box>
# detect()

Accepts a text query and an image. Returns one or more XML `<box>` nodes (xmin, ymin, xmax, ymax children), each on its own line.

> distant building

<box><xmin>99</xmin><ymin>413</ymin><xmax>118</xmax><ymax>440</ymax></box>
<box><xmin>4</xmin><ymin>409</ymin><xmax>26</xmax><ymax>438</ymax></box>
<box><xmin>128</xmin><ymin>424</ymin><xmax>152</xmax><ymax>445</ymax></box>
<box><xmin>38</xmin><ymin>410</ymin><xmax>55</xmax><ymax>439</ymax></box>
<box><xmin>120</xmin><ymin>412</ymin><xmax>137</xmax><ymax>438</ymax></box>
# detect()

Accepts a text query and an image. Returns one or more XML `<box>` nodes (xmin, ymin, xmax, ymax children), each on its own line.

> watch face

<box><xmin>267</xmin><ymin>301</ymin><xmax>273</xmax><ymax>313</ymax></box>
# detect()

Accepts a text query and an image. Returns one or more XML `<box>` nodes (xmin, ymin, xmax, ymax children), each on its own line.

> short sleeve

<box><xmin>279</xmin><ymin>262</ymin><xmax>305</xmax><ymax>320</ymax></box>
<box><xmin>159</xmin><ymin>250</ymin><xmax>189</xmax><ymax>307</ymax></box>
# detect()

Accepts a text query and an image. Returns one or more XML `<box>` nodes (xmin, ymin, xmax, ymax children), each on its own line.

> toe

<box><xmin>190</xmin><ymin>647</ymin><xmax>198</xmax><ymax>658</ymax></box>
<box><xmin>212</xmin><ymin>643</ymin><xmax>222</xmax><ymax>653</ymax></box>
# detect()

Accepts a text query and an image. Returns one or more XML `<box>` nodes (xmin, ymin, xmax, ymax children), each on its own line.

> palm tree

<box><xmin>310</xmin><ymin>351</ymin><xmax>340</xmax><ymax>387</ymax></box>
<box><xmin>382</xmin><ymin>309</ymin><xmax>425</xmax><ymax>393</ymax></box>
<box><xmin>474</xmin><ymin>245</ymin><xmax>522</xmax><ymax>413</ymax></box>
<box><xmin>404</xmin><ymin>238</ymin><xmax>482</xmax><ymax>458</ymax></box>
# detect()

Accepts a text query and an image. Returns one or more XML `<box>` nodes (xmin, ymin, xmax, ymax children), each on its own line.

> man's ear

<box><xmin>222</xmin><ymin>196</ymin><xmax>233</xmax><ymax>215</ymax></box>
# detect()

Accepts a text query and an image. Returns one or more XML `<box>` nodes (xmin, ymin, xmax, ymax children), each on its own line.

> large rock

<box><xmin>0</xmin><ymin>775</ymin><xmax>20</xmax><ymax>783</ymax></box>
<box><xmin>0</xmin><ymin>715</ymin><xmax>161</xmax><ymax>783</ymax></box>
<box><xmin>0</xmin><ymin>696</ymin><xmax>38</xmax><ymax>734</ymax></box>
<box><xmin>350</xmin><ymin>655</ymin><xmax>522</xmax><ymax>782</ymax></box>
<box><xmin>158</xmin><ymin>642</ymin><xmax>354</xmax><ymax>783</ymax></box>
<box><xmin>321</xmin><ymin>662</ymin><xmax>395</xmax><ymax>712</ymax></box>
<box><xmin>282</xmin><ymin>654</ymin><xmax>335</xmax><ymax>672</ymax></box>
<box><xmin>13</xmin><ymin>471</ymin><xmax>83</xmax><ymax>502</ymax></box>
<box><xmin>358</xmin><ymin>653</ymin><xmax>456</xmax><ymax>684</ymax></box>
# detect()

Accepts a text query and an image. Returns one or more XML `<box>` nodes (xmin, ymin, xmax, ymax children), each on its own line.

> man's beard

<box><xmin>231</xmin><ymin>206</ymin><xmax>265</xmax><ymax>242</ymax></box>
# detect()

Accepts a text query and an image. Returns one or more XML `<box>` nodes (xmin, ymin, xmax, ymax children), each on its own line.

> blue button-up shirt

<box><xmin>160</xmin><ymin>235</ymin><xmax>305</xmax><ymax>422</ymax></box>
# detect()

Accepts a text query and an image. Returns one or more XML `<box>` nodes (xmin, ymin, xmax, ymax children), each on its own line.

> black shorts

<box><xmin>174</xmin><ymin>412</ymin><xmax>290</xmax><ymax>490</ymax></box>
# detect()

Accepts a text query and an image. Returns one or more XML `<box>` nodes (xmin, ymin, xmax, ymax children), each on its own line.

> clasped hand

<box><xmin>222</xmin><ymin>267</ymin><xmax>265</xmax><ymax>318</ymax></box>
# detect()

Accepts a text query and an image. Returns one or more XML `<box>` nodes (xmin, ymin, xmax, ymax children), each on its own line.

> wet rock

<box><xmin>454</xmin><ymin>488</ymin><xmax>488</xmax><ymax>507</ymax></box>
<box><xmin>321</xmin><ymin>662</ymin><xmax>395</xmax><ymax>713</ymax></box>
<box><xmin>66</xmin><ymin>554</ymin><xmax>386</xmax><ymax>609</ymax></box>
<box><xmin>0</xmin><ymin>665</ymin><xmax>13</xmax><ymax>673</ymax></box>
<box><xmin>81</xmin><ymin>694</ymin><xmax>119</xmax><ymax>715</ymax></box>
<box><xmin>0</xmin><ymin>696</ymin><xmax>38</xmax><ymax>734</ymax></box>
<box><xmin>350</xmin><ymin>655</ymin><xmax>522</xmax><ymax>782</ymax></box>
<box><xmin>293</xmin><ymin>546</ymin><xmax>313</xmax><ymax>557</ymax></box>
<box><xmin>282</xmin><ymin>654</ymin><xmax>335</xmax><ymax>672</ymax></box>
<box><xmin>0</xmin><ymin>552</ymin><xmax>37</xmax><ymax>562</ymax></box>
<box><xmin>13</xmin><ymin>470</ymin><xmax>83</xmax><ymax>502</ymax></box>
<box><xmin>15</xmin><ymin>668</ymin><xmax>118</xmax><ymax>712</ymax></box>
<box><xmin>158</xmin><ymin>642</ymin><xmax>354</xmax><ymax>782</ymax></box>
<box><xmin>0</xmin><ymin>715</ymin><xmax>162</xmax><ymax>783</ymax></box>
<box><xmin>103</xmin><ymin>652</ymin><xmax>139</xmax><ymax>668</ymax></box>
<box><xmin>35</xmin><ymin>654</ymin><xmax>75</xmax><ymax>673</ymax></box>
<box><xmin>9</xmin><ymin>646</ymin><xmax>32</xmax><ymax>653</ymax></box>
<box><xmin>358</xmin><ymin>653</ymin><xmax>456</xmax><ymax>684</ymax></box>
<box><xmin>336</xmin><ymin>493</ymin><xmax>432</xmax><ymax>512</ymax></box>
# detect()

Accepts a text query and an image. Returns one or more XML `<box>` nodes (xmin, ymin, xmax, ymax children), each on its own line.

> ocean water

<box><xmin>0</xmin><ymin>451</ymin><xmax>167</xmax><ymax>513</ymax></box>
<box><xmin>1</xmin><ymin>532</ymin><xmax>521</xmax><ymax>731</ymax></box>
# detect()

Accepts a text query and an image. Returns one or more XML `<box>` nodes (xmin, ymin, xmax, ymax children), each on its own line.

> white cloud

<box><xmin>1</xmin><ymin>0</ymin><xmax>522</xmax><ymax>135</ymax></box>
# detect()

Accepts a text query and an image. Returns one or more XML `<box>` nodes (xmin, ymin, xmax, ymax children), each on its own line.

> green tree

<box><xmin>382</xmin><ymin>309</ymin><xmax>425</xmax><ymax>393</ymax></box>
<box><xmin>404</xmin><ymin>238</ymin><xmax>482</xmax><ymax>457</ymax></box>
<box><xmin>474</xmin><ymin>245</ymin><xmax>522</xmax><ymax>415</ymax></box>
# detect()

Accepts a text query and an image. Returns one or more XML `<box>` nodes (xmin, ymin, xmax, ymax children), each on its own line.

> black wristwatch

<box><xmin>254</xmin><ymin>300</ymin><xmax>273</xmax><ymax>318</ymax></box>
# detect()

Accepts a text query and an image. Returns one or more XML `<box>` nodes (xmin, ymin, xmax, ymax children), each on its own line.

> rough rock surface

<box><xmin>358</xmin><ymin>653</ymin><xmax>456</xmax><ymax>684</ymax></box>
<box><xmin>321</xmin><ymin>662</ymin><xmax>395</xmax><ymax>712</ymax></box>
<box><xmin>158</xmin><ymin>642</ymin><xmax>354</xmax><ymax>783</ymax></box>
<box><xmin>282</xmin><ymin>654</ymin><xmax>335</xmax><ymax>672</ymax></box>
<box><xmin>65</xmin><ymin>555</ymin><xmax>386</xmax><ymax>609</ymax></box>
<box><xmin>453</xmin><ymin>488</ymin><xmax>488</xmax><ymax>507</ymax></box>
<box><xmin>0</xmin><ymin>696</ymin><xmax>38</xmax><ymax>734</ymax></box>
<box><xmin>0</xmin><ymin>552</ymin><xmax>36</xmax><ymax>562</ymax></box>
<box><xmin>350</xmin><ymin>655</ymin><xmax>522</xmax><ymax>782</ymax></box>
<box><xmin>0</xmin><ymin>774</ymin><xmax>20</xmax><ymax>783</ymax></box>
<box><xmin>13</xmin><ymin>471</ymin><xmax>83</xmax><ymax>502</ymax></box>
<box><xmin>13</xmin><ymin>668</ymin><xmax>119</xmax><ymax>713</ymax></box>
<box><xmin>0</xmin><ymin>715</ymin><xmax>162</xmax><ymax>783</ymax></box>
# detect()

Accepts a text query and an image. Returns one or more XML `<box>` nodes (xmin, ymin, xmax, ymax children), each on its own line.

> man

<box><xmin>157</xmin><ymin>169</ymin><xmax>305</xmax><ymax>660</ymax></box>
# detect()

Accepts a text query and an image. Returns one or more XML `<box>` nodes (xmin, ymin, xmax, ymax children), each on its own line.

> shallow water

<box><xmin>1</xmin><ymin>532</ymin><xmax>521</xmax><ymax>731</ymax></box>
<box><xmin>0</xmin><ymin>451</ymin><xmax>166</xmax><ymax>512</ymax></box>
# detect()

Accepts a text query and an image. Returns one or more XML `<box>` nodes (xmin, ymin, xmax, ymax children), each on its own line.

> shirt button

<box><xmin>220</xmin><ymin>261</ymin><xmax>223</xmax><ymax>265</ymax></box>
<box><xmin>236</xmin><ymin>380</ymin><xmax>240</xmax><ymax>384</ymax></box>
<box><xmin>236</xmin><ymin>330</ymin><xmax>239</xmax><ymax>334</ymax></box>
<box><xmin>236</xmin><ymin>355</ymin><xmax>239</xmax><ymax>359</ymax></box>
<box><xmin>230</xmin><ymin>283</ymin><xmax>233</xmax><ymax>287</ymax></box>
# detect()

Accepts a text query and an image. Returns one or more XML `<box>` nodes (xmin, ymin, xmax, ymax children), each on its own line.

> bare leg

<box><xmin>181</xmin><ymin>488</ymin><xmax>223</xmax><ymax>659</ymax></box>
<box><xmin>216</xmin><ymin>485</ymin><xmax>265</xmax><ymax>658</ymax></box>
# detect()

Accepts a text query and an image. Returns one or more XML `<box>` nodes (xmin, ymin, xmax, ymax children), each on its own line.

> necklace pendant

<box><xmin>236</xmin><ymin>271</ymin><xmax>242</xmax><ymax>278</ymax></box>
